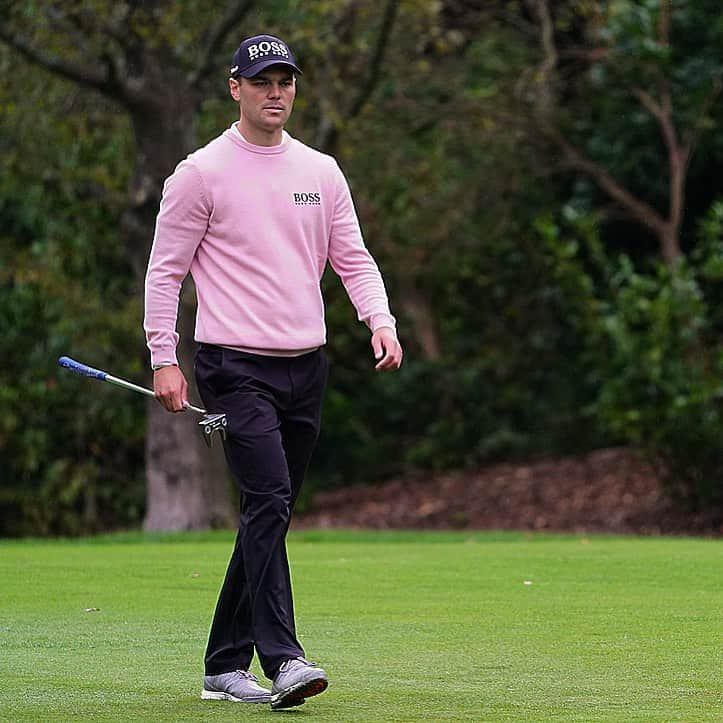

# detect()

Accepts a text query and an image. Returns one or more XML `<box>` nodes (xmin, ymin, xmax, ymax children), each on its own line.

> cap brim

<box><xmin>237</xmin><ymin>59</ymin><xmax>302</xmax><ymax>78</ymax></box>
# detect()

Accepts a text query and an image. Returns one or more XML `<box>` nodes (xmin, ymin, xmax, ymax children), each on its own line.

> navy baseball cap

<box><xmin>230</xmin><ymin>34</ymin><xmax>302</xmax><ymax>78</ymax></box>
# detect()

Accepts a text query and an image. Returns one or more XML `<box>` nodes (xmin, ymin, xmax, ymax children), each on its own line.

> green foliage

<box><xmin>595</xmin><ymin>260</ymin><xmax>722</xmax><ymax>508</ymax></box>
<box><xmin>308</xmin><ymin>9</ymin><xmax>601</xmax><ymax>488</ymax></box>
<box><xmin>540</xmin><ymin>203</ymin><xmax>723</xmax><ymax>509</ymax></box>
<box><xmin>0</xmin><ymin>52</ymin><xmax>145</xmax><ymax>535</ymax></box>
<box><xmin>556</xmin><ymin>0</ymin><xmax>723</xmax><ymax>232</ymax></box>
<box><xmin>2</xmin><ymin>1</ymin><xmax>723</xmax><ymax>533</ymax></box>
<box><xmin>314</xmin><ymin>206</ymin><xmax>605</xmax><ymax>490</ymax></box>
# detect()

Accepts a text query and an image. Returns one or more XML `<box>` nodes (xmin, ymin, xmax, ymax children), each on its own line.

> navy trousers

<box><xmin>194</xmin><ymin>344</ymin><xmax>328</xmax><ymax>680</ymax></box>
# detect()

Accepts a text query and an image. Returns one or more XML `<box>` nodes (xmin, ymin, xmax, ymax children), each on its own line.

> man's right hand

<box><xmin>153</xmin><ymin>365</ymin><xmax>188</xmax><ymax>412</ymax></box>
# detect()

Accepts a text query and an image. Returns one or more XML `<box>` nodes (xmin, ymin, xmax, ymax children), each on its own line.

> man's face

<box><xmin>229</xmin><ymin>66</ymin><xmax>296</xmax><ymax>135</ymax></box>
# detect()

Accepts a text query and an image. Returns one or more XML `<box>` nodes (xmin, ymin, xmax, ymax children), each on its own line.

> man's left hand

<box><xmin>371</xmin><ymin>327</ymin><xmax>403</xmax><ymax>371</ymax></box>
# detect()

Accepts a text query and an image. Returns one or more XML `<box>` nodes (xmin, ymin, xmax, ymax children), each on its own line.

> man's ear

<box><xmin>229</xmin><ymin>78</ymin><xmax>241</xmax><ymax>102</ymax></box>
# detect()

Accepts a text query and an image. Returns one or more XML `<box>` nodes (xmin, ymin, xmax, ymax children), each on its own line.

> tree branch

<box><xmin>524</xmin><ymin>0</ymin><xmax>559</xmax><ymax>123</ymax></box>
<box><xmin>657</xmin><ymin>0</ymin><xmax>672</xmax><ymax>48</ymax></box>
<box><xmin>0</xmin><ymin>29</ymin><xmax>111</xmax><ymax>93</ymax></box>
<box><xmin>535</xmin><ymin>0</ymin><xmax>557</xmax><ymax>76</ymax></box>
<box><xmin>314</xmin><ymin>53</ymin><xmax>339</xmax><ymax>153</ymax></box>
<box><xmin>632</xmin><ymin>0</ymin><xmax>686</xmax><ymax>264</ymax></box>
<box><xmin>526</xmin><ymin>0</ymin><xmax>680</xmax><ymax>261</ymax></box>
<box><xmin>632</xmin><ymin>87</ymin><xmax>662</xmax><ymax>119</ymax></box>
<box><xmin>189</xmin><ymin>0</ymin><xmax>256</xmax><ymax>88</ymax></box>
<box><xmin>632</xmin><ymin>86</ymin><xmax>682</xmax><ymax>160</ymax></box>
<box><xmin>681</xmin><ymin>74</ymin><xmax>723</xmax><ymax>170</ymax></box>
<box><xmin>42</xmin><ymin>6</ymin><xmax>92</xmax><ymax>57</ymax></box>
<box><xmin>558</xmin><ymin>47</ymin><xmax>610</xmax><ymax>63</ymax></box>
<box><xmin>72</xmin><ymin>5</ymin><xmax>133</xmax><ymax>48</ymax></box>
<box><xmin>553</xmin><ymin>129</ymin><xmax>668</xmax><ymax>239</ymax></box>
<box><xmin>66</xmin><ymin>6</ymin><xmax>137</xmax><ymax>100</ymax></box>
<box><xmin>347</xmin><ymin>0</ymin><xmax>400</xmax><ymax>119</ymax></box>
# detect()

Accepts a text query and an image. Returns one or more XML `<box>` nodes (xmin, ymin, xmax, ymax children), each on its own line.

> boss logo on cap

<box><xmin>248</xmin><ymin>40</ymin><xmax>290</xmax><ymax>62</ymax></box>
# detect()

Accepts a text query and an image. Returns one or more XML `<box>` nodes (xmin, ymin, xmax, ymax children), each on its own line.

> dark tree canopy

<box><xmin>1</xmin><ymin>0</ymin><xmax>721</xmax><ymax>534</ymax></box>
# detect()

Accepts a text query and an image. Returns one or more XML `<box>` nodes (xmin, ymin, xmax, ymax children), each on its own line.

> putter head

<box><xmin>198</xmin><ymin>413</ymin><xmax>227</xmax><ymax>447</ymax></box>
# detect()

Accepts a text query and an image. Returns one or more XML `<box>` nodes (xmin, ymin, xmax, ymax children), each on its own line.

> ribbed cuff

<box><xmin>150</xmin><ymin>347</ymin><xmax>178</xmax><ymax>369</ymax></box>
<box><xmin>152</xmin><ymin>362</ymin><xmax>177</xmax><ymax>371</ymax></box>
<box><xmin>369</xmin><ymin>312</ymin><xmax>397</xmax><ymax>333</ymax></box>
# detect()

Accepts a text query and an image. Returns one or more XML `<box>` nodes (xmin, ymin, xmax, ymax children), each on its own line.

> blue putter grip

<box><xmin>58</xmin><ymin>356</ymin><xmax>107</xmax><ymax>381</ymax></box>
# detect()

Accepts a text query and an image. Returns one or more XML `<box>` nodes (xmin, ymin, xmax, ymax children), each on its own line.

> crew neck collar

<box><xmin>224</xmin><ymin>123</ymin><xmax>292</xmax><ymax>155</ymax></box>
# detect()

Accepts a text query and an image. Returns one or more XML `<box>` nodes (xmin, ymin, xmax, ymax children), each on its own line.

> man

<box><xmin>143</xmin><ymin>34</ymin><xmax>403</xmax><ymax>710</ymax></box>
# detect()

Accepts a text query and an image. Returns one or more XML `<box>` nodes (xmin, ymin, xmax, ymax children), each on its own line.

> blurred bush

<box><xmin>0</xmin><ymin>69</ymin><xmax>146</xmax><ymax>535</ymax></box>
<box><xmin>2</xmin><ymin>1</ymin><xmax>722</xmax><ymax>534</ymax></box>
<box><xmin>540</xmin><ymin>202</ymin><xmax>723</xmax><ymax>510</ymax></box>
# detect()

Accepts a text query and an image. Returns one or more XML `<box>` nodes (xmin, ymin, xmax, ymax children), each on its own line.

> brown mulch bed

<box><xmin>295</xmin><ymin>447</ymin><xmax>722</xmax><ymax>536</ymax></box>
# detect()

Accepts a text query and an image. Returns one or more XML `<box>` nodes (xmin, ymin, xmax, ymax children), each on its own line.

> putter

<box><xmin>58</xmin><ymin>356</ymin><xmax>227</xmax><ymax>447</ymax></box>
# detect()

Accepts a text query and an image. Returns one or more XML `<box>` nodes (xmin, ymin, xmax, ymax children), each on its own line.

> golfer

<box><xmin>143</xmin><ymin>34</ymin><xmax>402</xmax><ymax>710</ymax></box>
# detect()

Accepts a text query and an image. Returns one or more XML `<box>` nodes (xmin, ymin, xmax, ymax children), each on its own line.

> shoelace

<box><xmin>234</xmin><ymin>669</ymin><xmax>259</xmax><ymax>682</ymax></box>
<box><xmin>279</xmin><ymin>657</ymin><xmax>314</xmax><ymax>672</ymax></box>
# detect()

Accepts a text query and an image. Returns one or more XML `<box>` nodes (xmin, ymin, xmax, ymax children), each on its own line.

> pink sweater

<box><xmin>144</xmin><ymin>127</ymin><xmax>396</xmax><ymax>367</ymax></box>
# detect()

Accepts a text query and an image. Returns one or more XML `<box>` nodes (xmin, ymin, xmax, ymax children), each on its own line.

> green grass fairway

<box><xmin>0</xmin><ymin>531</ymin><xmax>721</xmax><ymax>721</ymax></box>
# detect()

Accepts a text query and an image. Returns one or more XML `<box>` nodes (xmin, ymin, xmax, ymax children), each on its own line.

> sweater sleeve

<box><xmin>327</xmin><ymin>164</ymin><xmax>396</xmax><ymax>334</ymax></box>
<box><xmin>144</xmin><ymin>159</ymin><xmax>211</xmax><ymax>367</ymax></box>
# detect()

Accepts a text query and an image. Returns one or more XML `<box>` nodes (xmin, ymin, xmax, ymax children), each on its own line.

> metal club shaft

<box><xmin>57</xmin><ymin>356</ymin><xmax>227</xmax><ymax>446</ymax></box>
<box><xmin>103</xmin><ymin>373</ymin><xmax>206</xmax><ymax>414</ymax></box>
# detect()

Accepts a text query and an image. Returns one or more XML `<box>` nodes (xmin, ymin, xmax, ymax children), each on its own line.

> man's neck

<box><xmin>236</xmin><ymin>120</ymin><xmax>283</xmax><ymax>147</ymax></box>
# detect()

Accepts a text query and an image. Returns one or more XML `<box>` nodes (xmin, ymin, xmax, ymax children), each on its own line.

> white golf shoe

<box><xmin>201</xmin><ymin>669</ymin><xmax>271</xmax><ymax>703</ymax></box>
<box><xmin>270</xmin><ymin>657</ymin><xmax>328</xmax><ymax>710</ymax></box>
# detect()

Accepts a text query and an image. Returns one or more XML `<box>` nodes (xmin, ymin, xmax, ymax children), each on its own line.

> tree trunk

<box><xmin>125</xmin><ymin>89</ymin><xmax>235</xmax><ymax>530</ymax></box>
<box><xmin>398</xmin><ymin>282</ymin><xmax>442</xmax><ymax>361</ymax></box>
<box><xmin>143</xmin><ymin>280</ymin><xmax>236</xmax><ymax>530</ymax></box>
<box><xmin>661</xmin><ymin>224</ymin><xmax>682</xmax><ymax>267</ymax></box>
<box><xmin>0</xmin><ymin>12</ymin><xmax>252</xmax><ymax>531</ymax></box>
